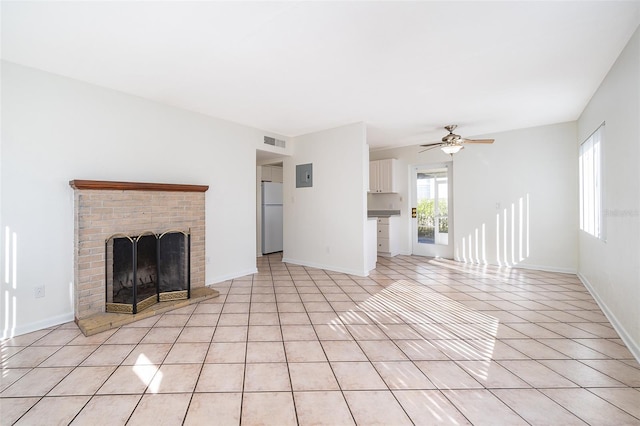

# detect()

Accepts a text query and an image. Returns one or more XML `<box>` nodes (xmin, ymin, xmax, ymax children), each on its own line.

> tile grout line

<box><xmin>2</xmin><ymin>253</ymin><xmax>640</xmax><ymax>425</ymax></box>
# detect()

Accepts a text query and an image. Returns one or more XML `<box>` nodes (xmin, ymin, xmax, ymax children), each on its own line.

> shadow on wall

<box><xmin>457</xmin><ymin>194</ymin><xmax>530</xmax><ymax>267</ymax></box>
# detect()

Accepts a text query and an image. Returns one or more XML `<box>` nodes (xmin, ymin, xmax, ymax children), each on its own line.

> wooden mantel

<box><xmin>69</xmin><ymin>179</ymin><xmax>209</xmax><ymax>192</ymax></box>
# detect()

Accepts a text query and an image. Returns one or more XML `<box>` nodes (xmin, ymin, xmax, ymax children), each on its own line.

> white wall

<box><xmin>577</xmin><ymin>26</ymin><xmax>640</xmax><ymax>359</ymax></box>
<box><xmin>370</xmin><ymin>121</ymin><xmax>579</xmax><ymax>273</ymax></box>
<box><xmin>0</xmin><ymin>61</ymin><xmax>285</xmax><ymax>337</ymax></box>
<box><xmin>453</xmin><ymin>123</ymin><xmax>578</xmax><ymax>272</ymax></box>
<box><xmin>283</xmin><ymin>123</ymin><xmax>370</xmax><ymax>276</ymax></box>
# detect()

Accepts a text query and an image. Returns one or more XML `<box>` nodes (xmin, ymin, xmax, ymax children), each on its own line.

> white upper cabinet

<box><xmin>262</xmin><ymin>165</ymin><xmax>283</xmax><ymax>183</ymax></box>
<box><xmin>369</xmin><ymin>159</ymin><xmax>397</xmax><ymax>193</ymax></box>
<box><xmin>262</xmin><ymin>165</ymin><xmax>272</xmax><ymax>182</ymax></box>
<box><xmin>270</xmin><ymin>166</ymin><xmax>283</xmax><ymax>183</ymax></box>
<box><xmin>369</xmin><ymin>160</ymin><xmax>379</xmax><ymax>192</ymax></box>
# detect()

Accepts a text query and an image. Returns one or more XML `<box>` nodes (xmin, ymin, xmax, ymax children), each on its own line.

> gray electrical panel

<box><xmin>296</xmin><ymin>163</ymin><xmax>313</xmax><ymax>188</ymax></box>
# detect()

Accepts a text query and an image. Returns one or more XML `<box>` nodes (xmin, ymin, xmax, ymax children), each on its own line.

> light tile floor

<box><xmin>2</xmin><ymin>254</ymin><xmax>640</xmax><ymax>425</ymax></box>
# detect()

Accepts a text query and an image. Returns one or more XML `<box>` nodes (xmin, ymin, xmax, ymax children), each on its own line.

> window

<box><xmin>579</xmin><ymin>124</ymin><xmax>603</xmax><ymax>239</ymax></box>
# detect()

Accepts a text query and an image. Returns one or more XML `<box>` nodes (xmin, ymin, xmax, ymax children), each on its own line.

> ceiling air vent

<box><xmin>264</xmin><ymin>136</ymin><xmax>286</xmax><ymax>148</ymax></box>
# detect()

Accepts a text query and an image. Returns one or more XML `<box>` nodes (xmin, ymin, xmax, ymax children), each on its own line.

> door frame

<box><xmin>410</xmin><ymin>162</ymin><xmax>454</xmax><ymax>258</ymax></box>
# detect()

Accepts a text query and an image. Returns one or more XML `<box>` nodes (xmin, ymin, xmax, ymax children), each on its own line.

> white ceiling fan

<box><xmin>421</xmin><ymin>125</ymin><xmax>495</xmax><ymax>155</ymax></box>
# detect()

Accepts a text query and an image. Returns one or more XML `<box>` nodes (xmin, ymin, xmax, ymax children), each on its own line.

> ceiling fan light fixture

<box><xmin>441</xmin><ymin>144</ymin><xmax>462</xmax><ymax>155</ymax></box>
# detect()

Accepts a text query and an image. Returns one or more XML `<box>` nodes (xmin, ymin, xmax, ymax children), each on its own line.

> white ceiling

<box><xmin>2</xmin><ymin>1</ymin><xmax>639</xmax><ymax>150</ymax></box>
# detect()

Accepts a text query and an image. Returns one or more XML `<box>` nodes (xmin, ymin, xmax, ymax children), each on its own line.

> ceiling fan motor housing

<box><xmin>442</xmin><ymin>133</ymin><xmax>461</xmax><ymax>143</ymax></box>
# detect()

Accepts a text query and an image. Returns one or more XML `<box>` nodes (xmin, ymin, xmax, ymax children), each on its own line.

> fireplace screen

<box><xmin>105</xmin><ymin>230</ymin><xmax>190</xmax><ymax>314</ymax></box>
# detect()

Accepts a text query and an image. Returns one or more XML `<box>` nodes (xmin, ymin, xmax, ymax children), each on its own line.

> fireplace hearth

<box><xmin>106</xmin><ymin>230</ymin><xmax>191</xmax><ymax>314</ymax></box>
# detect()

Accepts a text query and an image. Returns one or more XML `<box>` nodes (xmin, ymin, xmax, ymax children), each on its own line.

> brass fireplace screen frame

<box><xmin>105</xmin><ymin>229</ymin><xmax>191</xmax><ymax>314</ymax></box>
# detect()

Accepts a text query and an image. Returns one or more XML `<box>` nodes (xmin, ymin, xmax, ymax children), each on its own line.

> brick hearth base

<box><xmin>76</xmin><ymin>286</ymin><xmax>218</xmax><ymax>336</ymax></box>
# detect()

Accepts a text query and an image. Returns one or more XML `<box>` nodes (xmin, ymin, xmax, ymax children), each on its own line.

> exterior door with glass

<box><xmin>411</xmin><ymin>163</ymin><xmax>454</xmax><ymax>258</ymax></box>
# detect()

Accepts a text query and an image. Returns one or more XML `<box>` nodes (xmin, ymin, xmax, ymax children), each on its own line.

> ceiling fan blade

<box><xmin>419</xmin><ymin>145</ymin><xmax>443</xmax><ymax>153</ymax></box>
<box><xmin>419</xmin><ymin>142</ymin><xmax>444</xmax><ymax>148</ymax></box>
<box><xmin>462</xmin><ymin>138</ymin><xmax>494</xmax><ymax>144</ymax></box>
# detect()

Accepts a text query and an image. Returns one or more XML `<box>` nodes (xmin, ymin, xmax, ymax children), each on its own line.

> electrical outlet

<box><xmin>34</xmin><ymin>286</ymin><xmax>45</xmax><ymax>298</ymax></box>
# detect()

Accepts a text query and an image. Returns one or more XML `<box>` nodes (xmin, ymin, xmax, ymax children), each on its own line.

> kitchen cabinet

<box><xmin>369</xmin><ymin>159</ymin><xmax>396</xmax><ymax>193</ymax></box>
<box><xmin>262</xmin><ymin>165</ymin><xmax>283</xmax><ymax>183</ymax></box>
<box><xmin>366</xmin><ymin>218</ymin><xmax>378</xmax><ymax>272</ymax></box>
<box><xmin>376</xmin><ymin>216</ymin><xmax>399</xmax><ymax>256</ymax></box>
<box><xmin>270</xmin><ymin>166</ymin><xmax>283</xmax><ymax>183</ymax></box>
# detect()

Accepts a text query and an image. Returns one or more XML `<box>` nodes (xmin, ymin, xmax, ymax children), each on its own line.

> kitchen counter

<box><xmin>367</xmin><ymin>209</ymin><xmax>401</xmax><ymax>218</ymax></box>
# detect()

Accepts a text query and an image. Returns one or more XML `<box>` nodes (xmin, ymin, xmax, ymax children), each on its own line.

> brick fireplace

<box><xmin>70</xmin><ymin>180</ymin><xmax>209</xmax><ymax>326</ymax></box>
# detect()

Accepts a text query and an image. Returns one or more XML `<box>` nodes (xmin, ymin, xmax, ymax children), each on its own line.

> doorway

<box><xmin>411</xmin><ymin>163</ymin><xmax>453</xmax><ymax>258</ymax></box>
<box><xmin>256</xmin><ymin>149</ymin><xmax>286</xmax><ymax>257</ymax></box>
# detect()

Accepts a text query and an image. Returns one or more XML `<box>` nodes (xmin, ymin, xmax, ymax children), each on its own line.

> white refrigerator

<box><xmin>261</xmin><ymin>182</ymin><xmax>283</xmax><ymax>254</ymax></box>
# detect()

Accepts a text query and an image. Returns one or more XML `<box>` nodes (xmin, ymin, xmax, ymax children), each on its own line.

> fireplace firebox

<box><xmin>105</xmin><ymin>229</ymin><xmax>191</xmax><ymax>314</ymax></box>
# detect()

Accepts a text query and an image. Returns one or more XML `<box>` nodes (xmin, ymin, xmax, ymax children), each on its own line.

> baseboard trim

<box><xmin>451</xmin><ymin>257</ymin><xmax>576</xmax><ymax>275</ymax></box>
<box><xmin>2</xmin><ymin>311</ymin><xmax>75</xmax><ymax>340</ymax></box>
<box><xmin>578</xmin><ymin>272</ymin><xmax>640</xmax><ymax>363</ymax></box>
<box><xmin>512</xmin><ymin>263</ymin><xmax>577</xmax><ymax>274</ymax></box>
<box><xmin>282</xmin><ymin>257</ymin><xmax>368</xmax><ymax>277</ymax></box>
<box><xmin>209</xmin><ymin>268</ymin><xmax>258</xmax><ymax>285</ymax></box>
